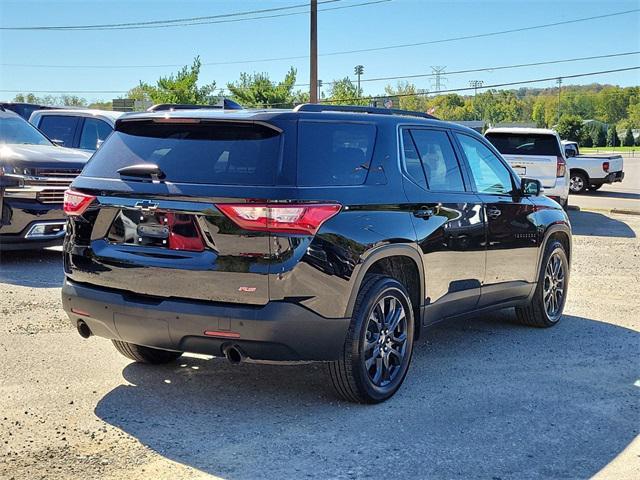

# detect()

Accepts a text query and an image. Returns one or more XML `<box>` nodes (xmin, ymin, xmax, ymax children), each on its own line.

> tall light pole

<box><xmin>317</xmin><ymin>79</ymin><xmax>323</xmax><ymax>100</ymax></box>
<box><xmin>309</xmin><ymin>0</ymin><xmax>318</xmax><ymax>103</ymax></box>
<box><xmin>354</xmin><ymin>65</ymin><xmax>364</xmax><ymax>97</ymax></box>
<box><xmin>557</xmin><ymin>77</ymin><xmax>562</xmax><ymax>125</ymax></box>
<box><xmin>469</xmin><ymin>79</ymin><xmax>484</xmax><ymax>97</ymax></box>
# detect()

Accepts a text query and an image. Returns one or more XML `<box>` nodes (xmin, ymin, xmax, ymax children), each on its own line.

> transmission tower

<box><xmin>430</xmin><ymin>66</ymin><xmax>447</xmax><ymax>93</ymax></box>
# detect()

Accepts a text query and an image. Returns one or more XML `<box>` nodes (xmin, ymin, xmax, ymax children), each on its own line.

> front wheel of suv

<box><xmin>328</xmin><ymin>275</ymin><xmax>415</xmax><ymax>403</ymax></box>
<box><xmin>515</xmin><ymin>239</ymin><xmax>569</xmax><ymax>327</ymax></box>
<box><xmin>112</xmin><ymin>340</ymin><xmax>183</xmax><ymax>364</ymax></box>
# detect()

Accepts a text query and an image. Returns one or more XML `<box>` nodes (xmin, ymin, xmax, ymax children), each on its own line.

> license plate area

<box><xmin>107</xmin><ymin>209</ymin><xmax>204</xmax><ymax>251</ymax></box>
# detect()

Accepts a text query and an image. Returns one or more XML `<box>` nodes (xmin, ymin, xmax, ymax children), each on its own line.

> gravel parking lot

<box><xmin>1</xmin><ymin>209</ymin><xmax>638</xmax><ymax>480</ymax></box>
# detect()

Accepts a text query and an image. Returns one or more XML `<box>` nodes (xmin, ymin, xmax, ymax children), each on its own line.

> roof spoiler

<box><xmin>146</xmin><ymin>99</ymin><xmax>243</xmax><ymax>112</ymax></box>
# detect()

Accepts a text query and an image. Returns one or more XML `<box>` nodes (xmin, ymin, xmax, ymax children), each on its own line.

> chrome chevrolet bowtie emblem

<box><xmin>134</xmin><ymin>200</ymin><xmax>159</xmax><ymax>212</ymax></box>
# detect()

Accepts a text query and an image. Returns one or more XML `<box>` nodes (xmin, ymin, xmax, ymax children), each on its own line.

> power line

<box><xmin>0</xmin><ymin>0</ymin><xmax>390</xmax><ymax>31</ymax></box>
<box><xmin>259</xmin><ymin>66</ymin><xmax>640</xmax><ymax>107</ymax></box>
<box><xmin>3</xmin><ymin>9</ymin><xmax>637</xmax><ymax>67</ymax></box>
<box><xmin>2</xmin><ymin>66</ymin><xmax>637</xmax><ymax>98</ymax></box>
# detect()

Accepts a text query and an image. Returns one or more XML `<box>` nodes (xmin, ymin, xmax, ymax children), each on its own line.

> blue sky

<box><xmin>0</xmin><ymin>0</ymin><xmax>638</xmax><ymax>103</ymax></box>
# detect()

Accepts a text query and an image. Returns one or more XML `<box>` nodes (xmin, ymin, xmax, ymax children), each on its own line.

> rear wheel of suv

<box><xmin>111</xmin><ymin>340</ymin><xmax>183</xmax><ymax>364</ymax></box>
<box><xmin>328</xmin><ymin>275</ymin><xmax>415</xmax><ymax>403</ymax></box>
<box><xmin>569</xmin><ymin>171</ymin><xmax>588</xmax><ymax>194</ymax></box>
<box><xmin>515</xmin><ymin>239</ymin><xmax>568</xmax><ymax>327</ymax></box>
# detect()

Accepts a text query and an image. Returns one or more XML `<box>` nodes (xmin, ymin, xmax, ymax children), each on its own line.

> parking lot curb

<box><xmin>568</xmin><ymin>206</ymin><xmax>640</xmax><ymax>216</ymax></box>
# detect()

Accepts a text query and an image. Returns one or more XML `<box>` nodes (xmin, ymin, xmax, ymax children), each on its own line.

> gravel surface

<box><xmin>1</xmin><ymin>211</ymin><xmax>638</xmax><ymax>480</ymax></box>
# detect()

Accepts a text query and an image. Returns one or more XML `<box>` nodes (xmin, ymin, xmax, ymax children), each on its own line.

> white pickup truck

<box><xmin>485</xmin><ymin>127</ymin><xmax>569</xmax><ymax>207</ymax></box>
<box><xmin>561</xmin><ymin>141</ymin><xmax>625</xmax><ymax>194</ymax></box>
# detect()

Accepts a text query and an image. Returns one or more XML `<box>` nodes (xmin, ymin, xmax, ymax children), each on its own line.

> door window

<box><xmin>79</xmin><ymin>118</ymin><xmax>113</xmax><ymax>150</ymax></box>
<box><xmin>457</xmin><ymin>134</ymin><xmax>514</xmax><ymax>194</ymax></box>
<box><xmin>404</xmin><ymin>129</ymin><xmax>465</xmax><ymax>192</ymax></box>
<box><xmin>401</xmin><ymin>129</ymin><xmax>428</xmax><ymax>189</ymax></box>
<box><xmin>37</xmin><ymin>115</ymin><xmax>79</xmax><ymax>147</ymax></box>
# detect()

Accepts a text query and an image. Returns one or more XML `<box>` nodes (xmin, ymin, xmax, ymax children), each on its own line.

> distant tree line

<box><xmin>13</xmin><ymin>57</ymin><xmax>639</xmax><ymax>146</ymax></box>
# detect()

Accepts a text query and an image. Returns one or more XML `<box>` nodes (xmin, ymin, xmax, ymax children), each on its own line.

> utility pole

<box><xmin>430</xmin><ymin>66</ymin><xmax>446</xmax><ymax>93</ymax></box>
<box><xmin>310</xmin><ymin>0</ymin><xmax>318</xmax><ymax>103</ymax></box>
<box><xmin>556</xmin><ymin>77</ymin><xmax>562</xmax><ymax>125</ymax></box>
<box><xmin>354</xmin><ymin>65</ymin><xmax>364</xmax><ymax>97</ymax></box>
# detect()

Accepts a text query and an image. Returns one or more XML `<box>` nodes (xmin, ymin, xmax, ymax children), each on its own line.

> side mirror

<box><xmin>96</xmin><ymin>139</ymin><xmax>104</xmax><ymax>150</ymax></box>
<box><xmin>564</xmin><ymin>148</ymin><xmax>576</xmax><ymax>158</ymax></box>
<box><xmin>521</xmin><ymin>177</ymin><xmax>542</xmax><ymax>196</ymax></box>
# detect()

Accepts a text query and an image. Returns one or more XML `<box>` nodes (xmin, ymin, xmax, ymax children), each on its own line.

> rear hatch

<box><xmin>64</xmin><ymin>118</ymin><xmax>285</xmax><ymax>305</ymax></box>
<box><xmin>485</xmin><ymin>132</ymin><xmax>563</xmax><ymax>188</ymax></box>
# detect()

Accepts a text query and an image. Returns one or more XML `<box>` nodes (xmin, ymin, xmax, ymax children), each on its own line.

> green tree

<box><xmin>579</xmin><ymin>125</ymin><xmax>593</xmax><ymax>147</ymax></box>
<box><xmin>138</xmin><ymin>56</ymin><xmax>218</xmax><ymax>105</ymax></box>
<box><xmin>623</xmin><ymin>128</ymin><xmax>635</xmax><ymax>147</ymax></box>
<box><xmin>227</xmin><ymin>67</ymin><xmax>300</xmax><ymax>108</ymax></box>
<box><xmin>327</xmin><ymin>77</ymin><xmax>368</xmax><ymax>106</ymax></box>
<box><xmin>592</xmin><ymin>125</ymin><xmax>607</xmax><ymax>147</ymax></box>
<box><xmin>88</xmin><ymin>100</ymin><xmax>113</xmax><ymax>110</ymax></box>
<box><xmin>606</xmin><ymin>125</ymin><xmax>619</xmax><ymax>147</ymax></box>
<box><xmin>384</xmin><ymin>82</ymin><xmax>428</xmax><ymax>112</ymax></box>
<box><xmin>556</xmin><ymin>114</ymin><xmax>583</xmax><ymax>142</ymax></box>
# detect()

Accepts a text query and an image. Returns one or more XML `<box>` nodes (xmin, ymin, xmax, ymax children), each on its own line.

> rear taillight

<box><xmin>556</xmin><ymin>156</ymin><xmax>566</xmax><ymax>177</ymax></box>
<box><xmin>602</xmin><ymin>161</ymin><xmax>610</xmax><ymax>173</ymax></box>
<box><xmin>63</xmin><ymin>189</ymin><xmax>96</xmax><ymax>216</ymax></box>
<box><xmin>216</xmin><ymin>203</ymin><xmax>341</xmax><ymax>235</ymax></box>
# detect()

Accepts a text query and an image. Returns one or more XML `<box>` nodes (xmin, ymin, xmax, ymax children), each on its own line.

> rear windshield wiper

<box><xmin>117</xmin><ymin>164</ymin><xmax>166</xmax><ymax>181</ymax></box>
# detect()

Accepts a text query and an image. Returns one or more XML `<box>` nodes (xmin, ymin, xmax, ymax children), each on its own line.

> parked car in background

<box><xmin>0</xmin><ymin>108</ymin><xmax>90</xmax><ymax>250</ymax></box>
<box><xmin>29</xmin><ymin>109</ymin><xmax>125</xmax><ymax>153</ymax></box>
<box><xmin>485</xmin><ymin>127</ymin><xmax>569</xmax><ymax>208</ymax></box>
<box><xmin>561</xmin><ymin>140</ymin><xmax>625</xmax><ymax>194</ymax></box>
<box><xmin>0</xmin><ymin>102</ymin><xmax>59</xmax><ymax>120</ymax></box>
<box><xmin>61</xmin><ymin>104</ymin><xmax>572</xmax><ymax>403</ymax></box>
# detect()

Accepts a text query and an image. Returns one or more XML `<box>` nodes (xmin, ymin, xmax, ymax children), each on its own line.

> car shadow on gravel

<box><xmin>0</xmin><ymin>247</ymin><xmax>64</xmax><ymax>288</ymax></box>
<box><xmin>95</xmin><ymin>311</ymin><xmax>639</xmax><ymax>480</ymax></box>
<box><xmin>568</xmin><ymin>210</ymin><xmax>636</xmax><ymax>238</ymax></box>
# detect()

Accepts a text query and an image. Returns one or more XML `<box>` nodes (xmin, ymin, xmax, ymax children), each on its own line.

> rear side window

<box><xmin>485</xmin><ymin>132</ymin><xmax>561</xmax><ymax>156</ymax></box>
<box><xmin>38</xmin><ymin>115</ymin><xmax>79</xmax><ymax>147</ymax></box>
<box><xmin>82</xmin><ymin>121</ymin><xmax>282</xmax><ymax>185</ymax></box>
<box><xmin>297</xmin><ymin>121</ymin><xmax>376</xmax><ymax>186</ymax></box>
<box><xmin>79</xmin><ymin>118</ymin><xmax>113</xmax><ymax>151</ymax></box>
<box><xmin>404</xmin><ymin>129</ymin><xmax>465</xmax><ymax>192</ymax></box>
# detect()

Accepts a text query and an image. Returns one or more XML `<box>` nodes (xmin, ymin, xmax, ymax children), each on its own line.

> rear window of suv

<box><xmin>82</xmin><ymin>120</ymin><xmax>282</xmax><ymax>185</ymax></box>
<box><xmin>485</xmin><ymin>132</ymin><xmax>561</xmax><ymax>156</ymax></box>
<box><xmin>297</xmin><ymin>121</ymin><xmax>376</xmax><ymax>186</ymax></box>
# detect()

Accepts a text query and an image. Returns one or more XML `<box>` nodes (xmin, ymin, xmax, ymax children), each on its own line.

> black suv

<box><xmin>62</xmin><ymin>104</ymin><xmax>571</xmax><ymax>403</ymax></box>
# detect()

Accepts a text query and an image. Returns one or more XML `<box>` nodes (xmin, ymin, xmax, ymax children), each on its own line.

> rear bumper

<box><xmin>591</xmin><ymin>171</ymin><xmax>625</xmax><ymax>186</ymax></box>
<box><xmin>61</xmin><ymin>279</ymin><xmax>350</xmax><ymax>362</ymax></box>
<box><xmin>543</xmin><ymin>175</ymin><xmax>569</xmax><ymax>202</ymax></box>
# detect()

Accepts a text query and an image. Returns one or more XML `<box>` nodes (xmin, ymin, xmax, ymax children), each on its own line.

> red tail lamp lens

<box><xmin>602</xmin><ymin>161</ymin><xmax>610</xmax><ymax>172</ymax></box>
<box><xmin>63</xmin><ymin>189</ymin><xmax>96</xmax><ymax>216</ymax></box>
<box><xmin>556</xmin><ymin>156</ymin><xmax>566</xmax><ymax>177</ymax></box>
<box><xmin>216</xmin><ymin>204</ymin><xmax>341</xmax><ymax>235</ymax></box>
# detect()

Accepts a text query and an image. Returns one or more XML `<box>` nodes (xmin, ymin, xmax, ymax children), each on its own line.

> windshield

<box><xmin>485</xmin><ymin>132</ymin><xmax>561</xmax><ymax>156</ymax></box>
<box><xmin>0</xmin><ymin>115</ymin><xmax>52</xmax><ymax>146</ymax></box>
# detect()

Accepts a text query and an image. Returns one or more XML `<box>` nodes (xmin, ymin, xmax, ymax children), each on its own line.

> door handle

<box><xmin>413</xmin><ymin>208</ymin><xmax>434</xmax><ymax>219</ymax></box>
<box><xmin>486</xmin><ymin>207</ymin><xmax>501</xmax><ymax>219</ymax></box>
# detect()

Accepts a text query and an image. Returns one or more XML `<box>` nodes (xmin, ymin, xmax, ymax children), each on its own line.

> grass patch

<box><xmin>580</xmin><ymin>146</ymin><xmax>638</xmax><ymax>154</ymax></box>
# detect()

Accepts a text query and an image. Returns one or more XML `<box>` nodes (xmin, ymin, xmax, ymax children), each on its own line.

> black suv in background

<box><xmin>0</xmin><ymin>108</ymin><xmax>90</xmax><ymax>250</ymax></box>
<box><xmin>62</xmin><ymin>104</ymin><xmax>571</xmax><ymax>403</ymax></box>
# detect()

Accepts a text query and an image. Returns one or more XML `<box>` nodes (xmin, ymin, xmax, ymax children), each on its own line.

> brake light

<box><xmin>556</xmin><ymin>156</ymin><xmax>566</xmax><ymax>177</ymax></box>
<box><xmin>63</xmin><ymin>189</ymin><xmax>96</xmax><ymax>216</ymax></box>
<box><xmin>217</xmin><ymin>203</ymin><xmax>341</xmax><ymax>235</ymax></box>
<box><xmin>602</xmin><ymin>161</ymin><xmax>610</xmax><ymax>173</ymax></box>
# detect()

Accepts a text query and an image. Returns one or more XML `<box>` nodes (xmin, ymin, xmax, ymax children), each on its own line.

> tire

<box><xmin>328</xmin><ymin>275</ymin><xmax>415</xmax><ymax>403</ymax></box>
<box><xmin>515</xmin><ymin>239</ymin><xmax>569</xmax><ymax>328</ymax></box>
<box><xmin>569</xmin><ymin>171</ymin><xmax>588</xmax><ymax>194</ymax></box>
<box><xmin>111</xmin><ymin>339</ymin><xmax>183</xmax><ymax>364</ymax></box>
<box><xmin>589</xmin><ymin>184</ymin><xmax>602</xmax><ymax>191</ymax></box>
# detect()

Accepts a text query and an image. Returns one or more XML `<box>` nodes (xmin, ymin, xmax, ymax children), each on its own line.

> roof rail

<box><xmin>293</xmin><ymin>103</ymin><xmax>437</xmax><ymax>120</ymax></box>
